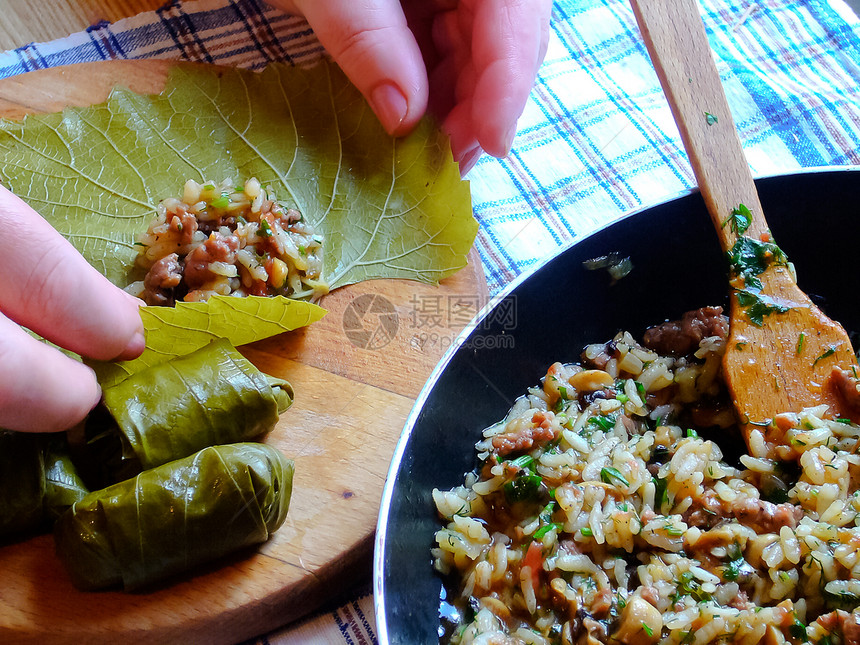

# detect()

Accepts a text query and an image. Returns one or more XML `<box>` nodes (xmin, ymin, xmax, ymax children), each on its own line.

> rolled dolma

<box><xmin>54</xmin><ymin>442</ymin><xmax>293</xmax><ymax>591</ymax></box>
<box><xmin>0</xmin><ymin>431</ymin><xmax>44</xmax><ymax>537</ymax></box>
<box><xmin>101</xmin><ymin>338</ymin><xmax>292</xmax><ymax>473</ymax></box>
<box><xmin>0</xmin><ymin>432</ymin><xmax>88</xmax><ymax>538</ymax></box>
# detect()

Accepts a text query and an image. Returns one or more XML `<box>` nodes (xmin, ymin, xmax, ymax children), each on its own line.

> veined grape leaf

<box><xmin>0</xmin><ymin>61</ymin><xmax>476</xmax><ymax>292</ymax></box>
<box><xmin>89</xmin><ymin>295</ymin><xmax>326</xmax><ymax>388</ymax></box>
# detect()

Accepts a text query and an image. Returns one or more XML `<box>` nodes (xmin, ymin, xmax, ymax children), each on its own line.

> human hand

<box><xmin>0</xmin><ymin>186</ymin><xmax>145</xmax><ymax>433</ymax></box>
<box><xmin>272</xmin><ymin>0</ymin><xmax>552</xmax><ymax>174</ymax></box>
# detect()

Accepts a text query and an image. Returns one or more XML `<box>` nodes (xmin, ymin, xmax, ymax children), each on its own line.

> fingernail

<box><xmin>459</xmin><ymin>147</ymin><xmax>483</xmax><ymax>176</ymax></box>
<box><xmin>118</xmin><ymin>329</ymin><xmax>145</xmax><ymax>361</ymax></box>
<box><xmin>502</xmin><ymin>126</ymin><xmax>517</xmax><ymax>156</ymax></box>
<box><xmin>371</xmin><ymin>82</ymin><xmax>408</xmax><ymax>135</ymax></box>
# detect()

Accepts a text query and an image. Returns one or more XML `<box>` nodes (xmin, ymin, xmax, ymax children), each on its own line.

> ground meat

<box><xmin>816</xmin><ymin>610</ymin><xmax>860</xmax><ymax>645</ymax></box>
<box><xmin>730</xmin><ymin>497</ymin><xmax>802</xmax><ymax>533</ymax></box>
<box><xmin>142</xmin><ymin>253</ymin><xmax>183</xmax><ymax>306</ymax></box>
<box><xmin>682</xmin><ymin>489</ymin><xmax>725</xmax><ymax>529</ymax></box>
<box><xmin>492</xmin><ymin>410</ymin><xmax>559</xmax><ymax>456</ymax></box>
<box><xmin>831</xmin><ymin>367</ymin><xmax>860</xmax><ymax>412</ymax></box>
<box><xmin>183</xmin><ymin>231</ymin><xmax>240</xmax><ymax>290</ymax></box>
<box><xmin>642</xmin><ymin>306</ymin><xmax>728</xmax><ymax>356</ymax></box>
<box><xmin>168</xmin><ymin>206</ymin><xmax>198</xmax><ymax>246</ymax></box>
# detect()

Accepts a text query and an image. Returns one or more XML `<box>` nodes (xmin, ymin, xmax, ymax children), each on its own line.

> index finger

<box><xmin>469</xmin><ymin>0</ymin><xmax>552</xmax><ymax>157</ymax></box>
<box><xmin>0</xmin><ymin>186</ymin><xmax>144</xmax><ymax>362</ymax></box>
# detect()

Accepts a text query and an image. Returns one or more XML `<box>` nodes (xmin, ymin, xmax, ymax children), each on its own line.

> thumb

<box><xmin>292</xmin><ymin>0</ymin><xmax>428</xmax><ymax>136</ymax></box>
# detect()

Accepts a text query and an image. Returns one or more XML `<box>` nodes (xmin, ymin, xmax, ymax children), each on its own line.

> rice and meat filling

<box><xmin>126</xmin><ymin>178</ymin><xmax>327</xmax><ymax>305</ymax></box>
<box><xmin>433</xmin><ymin>307</ymin><xmax>860</xmax><ymax>645</ymax></box>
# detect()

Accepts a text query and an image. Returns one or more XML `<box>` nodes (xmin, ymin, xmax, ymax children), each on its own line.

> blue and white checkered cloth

<box><xmin>2</xmin><ymin>0</ymin><xmax>859</xmax><ymax>641</ymax></box>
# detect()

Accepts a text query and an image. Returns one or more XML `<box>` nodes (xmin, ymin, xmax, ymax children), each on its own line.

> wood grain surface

<box><xmin>0</xmin><ymin>61</ymin><xmax>486</xmax><ymax>644</ymax></box>
<box><xmin>0</xmin><ymin>0</ymin><xmax>167</xmax><ymax>51</ymax></box>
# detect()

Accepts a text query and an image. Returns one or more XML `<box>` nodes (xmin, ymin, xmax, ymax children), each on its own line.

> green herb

<box><xmin>797</xmin><ymin>332</ymin><xmax>805</xmax><ymax>354</ymax></box>
<box><xmin>504</xmin><ymin>471</ymin><xmax>542</xmax><ymax>503</ymax></box>
<box><xmin>635</xmin><ymin>381</ymin><xmax>646</xmax><ymax>399</ymax></box>
<box><xmin>642</xmin><ymin>622</ymin><xmax>654</xmax><ymax>637</ymax></box>
<box><xmin>664</xmin><ymin>523</ymin><xmax>683</xmax><ymax>536</ymax></box>
<box><xmin>652</xmin><ymin>476</ymin><xmax>668</xmax><ymax>509</ymax></box>
<box><xmin>727</xmin><ymin>236</ymin><xmax>787</xmax><ymax>288</ymax></box>
<box><xmin>600</xmin><ymin>466</ymin><xmax>630</xmax><ymax>488</ymax></box>
<box><xmin>735</xmin><ymin>289</ymin><xmax>790</xmax><ymax>326</ymax></box>
<box><xmin>735</xmin><ymin>341</ymin><xmax>747</xmax><ymax>350</ymax></box>
<box><xmin>210</xmin><ymin>195</ymin><xmax>230</xmax><ymax>209</ymax></box>
<box><xmin>837</xmin><ymin>418</ymin><xmax>852</xmax><ymax>424</ymax></box>
<box><xmin>675</xmin><ymin>571</ymin><xmax>712</xmax><ymax>603</ymax></box>
<box><xmin>236</xmin><ymin>215</ymin><xmax>248</xmax><ymax>225</ymax></box>
<box><xmin>705</xmin><ymin>112</ymin><xmax>718</xmax><ymax>125</ymax></box>
<box><xmin>203</xmin><ymin>183</ymin><xmax>215</xmax><ymax>191</ymax></box>
<box><xmin>508</xmin><ymin>454</ymin><xmax>535</xmax><ymax>469</ymax></box>
<box><xmin>533</xmin><ymin>522</ymin><xmax>562</xmax><ymax>539</ymax></box>
<box><xmin>722</xmin><ymin>203</ymin><xmax>751</xmax><ymax>235</ymax></box>
<box><xmin>813</xmin><ymin>346</ymin><xmax>836</xmax><ymax>367</ymax></box>
<box><xmin>259</xmin><ymin>219</ymin><xmax>274</xmax><ymax>238</ymax></box>
<box><xmin>580</xmin><ymin>527</ymin><xmax>593</xmax><ymax>537</ymax></box>
<box><xmin>588</xmin><ymin>414</ymin><xmax>617</xmax><ymax>431</ymax></box>
<box><xmin>685</xmin><ymin>428</ymin><xmax>699</xmax><ymax>438</ymax></box>
<box><xmin>132</xmin><ymin>241</ymin><xmax>147</xmax><ymax>248</ymax></box>
<box><xmin>616</xmin><ymin>392</ymin><xmax>629</xmax><ymax>404</ymax></box>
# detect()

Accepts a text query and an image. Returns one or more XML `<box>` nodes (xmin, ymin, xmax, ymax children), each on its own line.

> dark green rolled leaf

<box><xmin>42</xmin><ymin>445</ymin><xmax>89</xmax><ymax>522</ymax></box>
<box><xmin>0</xmin><ymin>432</ymin><xmax>88</xmax><ymax>537</ymax></box>
<box><xmin>0</xmin><ymin>431</ymin><xmax>45</xmax><ymax>537</ymax></box>
<box><xmin>101</xmin><ymin>338</ymin><xmax>291</xmax><ymax>473</ymax></box>
<box><xmin>54</xmin><ymin>442</ymin><xmax>293</xmax><ymax>591</ymax></box>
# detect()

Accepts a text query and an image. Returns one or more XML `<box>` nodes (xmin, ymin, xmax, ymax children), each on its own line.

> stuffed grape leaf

<box><xmin>54</xmin><ymin>443</ymin><xmax>293</xmax><ymax>591</ymax></box>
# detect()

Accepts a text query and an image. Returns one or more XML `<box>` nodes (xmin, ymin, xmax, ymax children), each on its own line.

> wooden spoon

<box><xmin>629</xmin><ymin>0</ymin><xmax>858</xmax><ymax>455</ymax></box>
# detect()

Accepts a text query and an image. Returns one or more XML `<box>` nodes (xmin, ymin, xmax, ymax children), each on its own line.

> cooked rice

<box><xmin>126</xmin><ymin>177</ymin><xmax>328</xmax><ymax>305</ymax></box>
<box><xmin>433</xmin><ymin>317</ymin><xmax>860</xmax><ymax>644</ymax></box>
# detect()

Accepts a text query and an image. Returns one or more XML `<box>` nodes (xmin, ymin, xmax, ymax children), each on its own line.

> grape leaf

<box><xmin>89</xmin><ymin>295</ymin><xmax>326</xmax><ymax>388</ymax></box>
<box><xmin>0</xmin><ymin>61</ymin><xmax>476</xmax><ymax>292</ymax></box>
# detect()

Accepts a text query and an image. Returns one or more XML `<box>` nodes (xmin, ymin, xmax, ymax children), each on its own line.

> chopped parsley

<box><xmin>722</xmin><ymin>203</ymin><xmax>751</xmax><ymax>235</ymax></box>
<box><xmin>259</xmin><ymin>219</ymin><xmax>274</xmax><ymax>238</ymax></box>
<box><xmin>642</xmin><ymin>622</ymin><xmax>654</xmax><ymax>637</ymax></box>
<box><xmin>735</xmin><ymin>289</ymin><xmax>790</xmax><ymax>326</ymax></box>
<box><xmin>673</xmin><ymin>571</ymin><xmax>712</xmax><ymax>603</ymax></box>
<box><xmin>504</xmin><ymin>470</ymin><xmax>542</xmax><ymax>503</ymax></box>
<box><xmin>797</xmin><ymin>332</ymin><xmax>805</xmax><ymax>355</ymax></box>
<box><xmin>727</xmin><ymin>235</ymin><xmax>787</xmax><ymax>289</ymax></box>
<box><xmin>705</xmin><ymin>112</ymin><xmax>718</xmax><ymax>125</ymax></box>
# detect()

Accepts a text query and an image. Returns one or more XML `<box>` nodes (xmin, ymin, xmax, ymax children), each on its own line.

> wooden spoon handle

<box><xmin>629</xmin><ymin>0</ymin><xmax>766</xmax><ymax>251</ymax></box>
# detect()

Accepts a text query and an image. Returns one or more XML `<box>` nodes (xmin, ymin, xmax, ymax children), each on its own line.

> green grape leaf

<box><xmin>0</xmin><ymin>61</ymin><xmax>476</xmax><ymax>291</ymax></box>
<box><xmin>88</xmin><ymin>295</ymin><xmax>326</xmax><ymax>388</ymax></box>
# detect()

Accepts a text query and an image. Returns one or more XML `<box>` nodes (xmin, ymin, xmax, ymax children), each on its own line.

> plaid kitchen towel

<box><xmin>1</xmin><ymin>0</ymin><xmax>857</xmax><ymax>294</ymax></box>
<box><xmin>1</xmin><ymin>0</ymin><xmax>859</xmax><ymax>642</ymax></box>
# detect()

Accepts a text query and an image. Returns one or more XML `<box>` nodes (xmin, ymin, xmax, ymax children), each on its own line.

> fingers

<box><xmin>0</xmin><ymin>186</ymin><xmax>144</xmax><ymax>362</ymax></box>
<box><xmin>0</xmin><ymin>312</ymin><xmax>101</xmax><ymax>432</ymax></box>
<box><xmin>469</xmin><ymin>0</ymin><xmax>552</xmax><ymax>157</ymax></box>
<box><xmin>292</xmin><ymin>0</ymin><xmax>429</xmax><ymax>136</ymax></box>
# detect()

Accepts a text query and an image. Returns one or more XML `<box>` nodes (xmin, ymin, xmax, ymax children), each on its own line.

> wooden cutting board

<box><xmin>0</xmin><ymin>61</ymin><xmax>487</xmax><ymax>644</ymax></box>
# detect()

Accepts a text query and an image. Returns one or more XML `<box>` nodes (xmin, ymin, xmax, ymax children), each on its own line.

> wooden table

<box><xmin>0</xmin><ymin>8</ymin><xmax>487</xmax><ymax>643</ymax></box>
<box><xmin>0</xmin><ymin>1</ymin><xmax>166</xmax><ymax>50</ymax></box>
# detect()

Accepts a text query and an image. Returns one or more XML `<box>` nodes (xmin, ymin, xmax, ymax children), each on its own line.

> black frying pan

<box><xmin>374</xmin><ymin>167</ymin><xmax>860</xmax><ymax>644</ymax></box>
